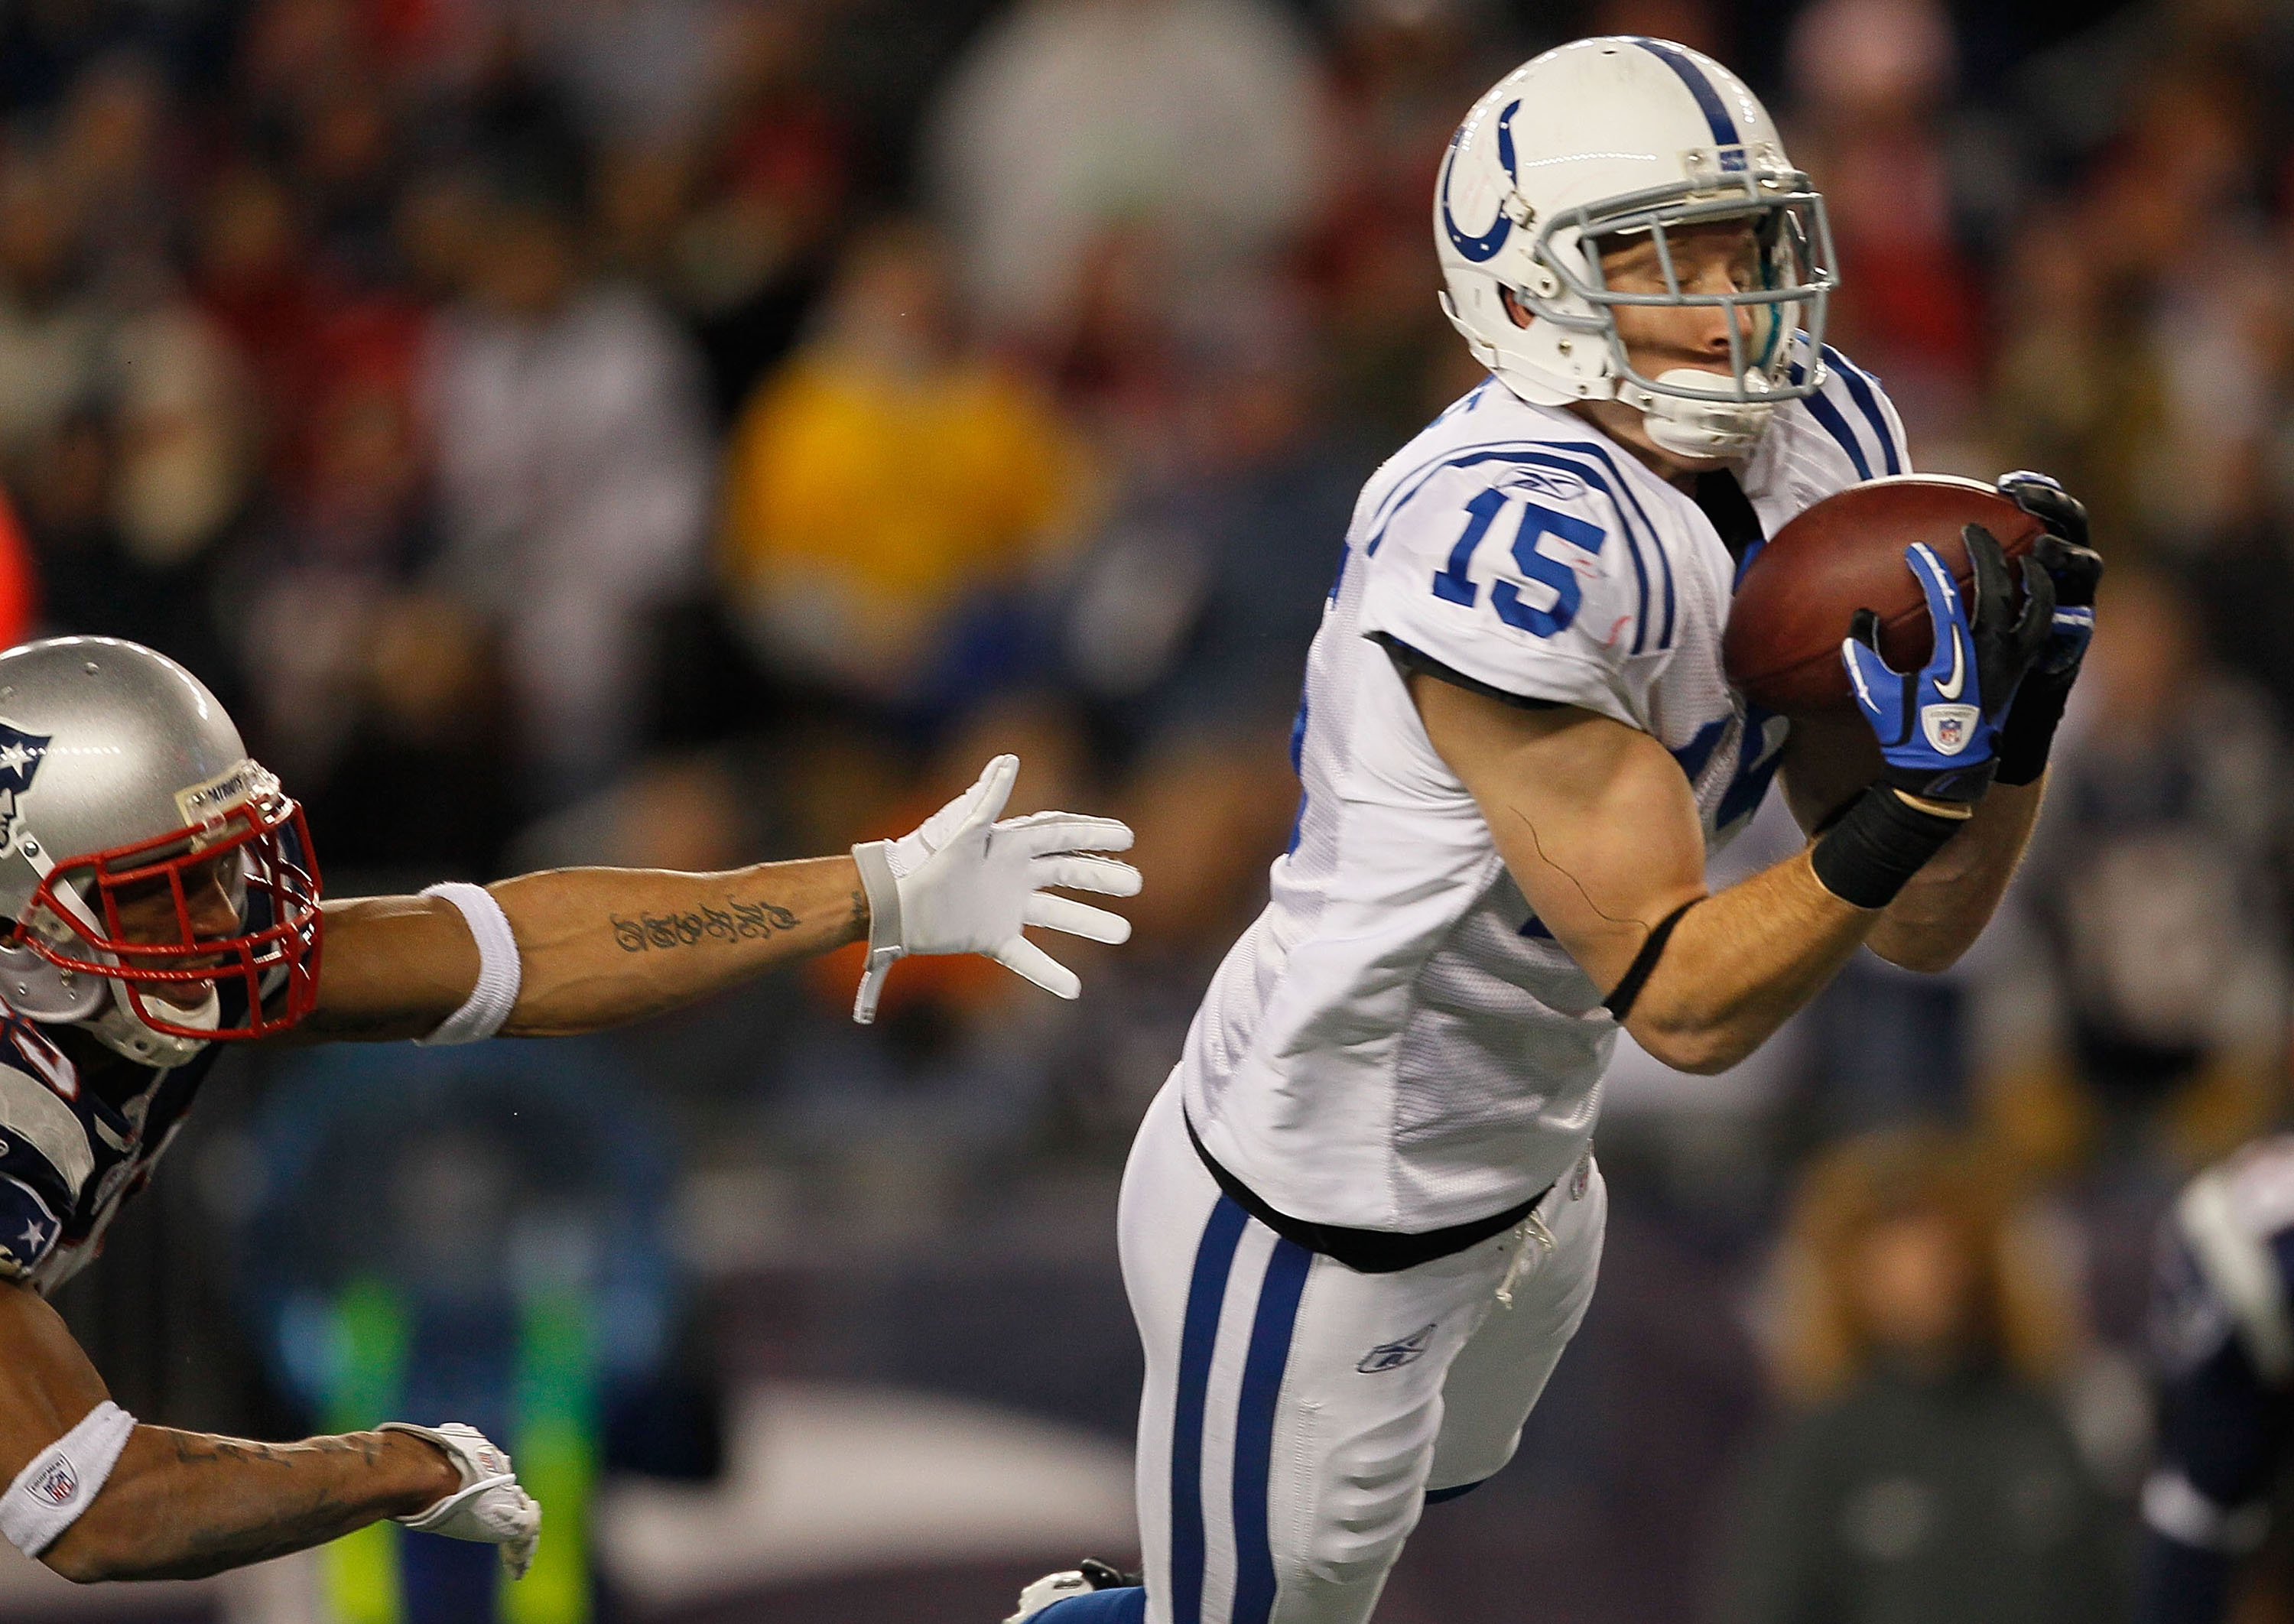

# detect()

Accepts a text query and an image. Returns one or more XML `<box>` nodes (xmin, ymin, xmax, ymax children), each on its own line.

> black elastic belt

<box><xmin>1184</xmin><ymin>1111</ymin><xmax>1552</xmax><ymax>1274</ymax></box>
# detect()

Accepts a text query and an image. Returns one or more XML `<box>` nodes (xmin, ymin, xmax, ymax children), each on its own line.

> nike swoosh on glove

<box><xmin>1842</xmin><ymin>531</ymin><xmax>2051</xmax><ymax>805</ymax></box>
<box><xmin>379</xmin><ymin>1421</ymin><xmax>542</xmax><ymax>1578</ymax></box>
<box><xmin>850</xmin><ymin>755</ymin><xmax>1142</xmax><ymax>1022</ymax></box>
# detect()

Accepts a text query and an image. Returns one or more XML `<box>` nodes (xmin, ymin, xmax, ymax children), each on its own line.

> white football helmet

<box><xmin>1435</xmin><ymin>36</ymin><xmax>1837</xmax><ymax>460</ymax></box>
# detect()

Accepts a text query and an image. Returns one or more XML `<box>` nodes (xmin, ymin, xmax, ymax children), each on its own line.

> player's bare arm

<box><xmin>1777</xmin><ymin>713</ymin><xmax>2044</xmax><ymax>973</ymax></box>
<box><xmin>294</xmin><ymin>752</ymin><xmax>1138</xmax><ymax>1044</ymax></box>
<box><xmin>300</xmin><ymin>853</ymin><xmax>868</xmax><ymax>1041</ymax></box>
<box><xmin>1412</xmin><ymin>677</ymin><xmax>1876</xmax><ymax>1074</ymax></box>
<box><xmin>1773</xmin><ymin>476</ymin><xmax>2101</xmax><ymax>972</ymax></box>
<box><xmin>0</xmin><ymin>1277</ymin><xmax>527</xmax><ymax>1583</ymax></box>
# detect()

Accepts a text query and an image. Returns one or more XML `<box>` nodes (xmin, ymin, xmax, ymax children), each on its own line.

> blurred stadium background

<box><xmin>0</xmin><ymin>0</ymin><xmax>2286</xmax><ymax>1618</ymax></box>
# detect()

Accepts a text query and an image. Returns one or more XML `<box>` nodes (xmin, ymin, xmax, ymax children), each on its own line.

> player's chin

<box><xmin>140</xmin><ymin>975</ymin><xmax>219</xmax><ymax>1013</ymax></box>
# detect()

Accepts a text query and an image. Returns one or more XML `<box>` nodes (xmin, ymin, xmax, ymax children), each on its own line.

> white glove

<box><xmin>851</xmin><ymin>755</ymin><xmax>1140</xmax><ymax>1022</ymax></box>
<box><xmin>379</xmin><ymin>1421</ymin><xmax>541</xmax><ymax>1579</ymax></box>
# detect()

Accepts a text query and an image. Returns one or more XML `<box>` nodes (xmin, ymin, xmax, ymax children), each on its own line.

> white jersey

<box><xmin>1178</xmin><ymin>340</ymin><xmax>1909</xmax><ymax>1232</ymax></box>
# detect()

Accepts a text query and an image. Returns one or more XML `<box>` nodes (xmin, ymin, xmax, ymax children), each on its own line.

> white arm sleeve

<box><xmin>1</xmin><ymin>1401</ymin><xmax>135</xmax><ymax>1557</ymax></box>
<box><xmin>415</xmin><ymin>883</ymin><xmax>523</xmax><ymax>1047</ymax></box>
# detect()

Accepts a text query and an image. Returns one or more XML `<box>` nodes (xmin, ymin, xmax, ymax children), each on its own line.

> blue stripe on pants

<box><xmin>1229</xmin><ymin>1238</ymin><xmax>1314</xmax><ymax>1624</ymax></box>
<box><xmin>1171</xmin><ymin>1198</ymin><xmax>1249</xmax><ymax>1624</ymax></box>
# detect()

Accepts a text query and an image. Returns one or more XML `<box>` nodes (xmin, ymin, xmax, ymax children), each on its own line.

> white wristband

<box><xmin>417</xmin><ymin>883</ymin><xmax>523</xmax><ymax>1046</ymax></box>
<box><xmin>850</xmin><ymin>840</ymin><xmax>905</xmax><ymax>1025</ymax></box>
<box><xmin>1</xmin><ymin>1401</ymin><xmax>135</xmax><ymax>1556</ymax></box>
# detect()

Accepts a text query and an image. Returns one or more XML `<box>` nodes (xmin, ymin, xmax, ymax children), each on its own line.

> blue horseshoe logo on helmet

<box><xmin>1441</xmin><ymin>99</ymin><xmax>1521</xmax><ymax>264</ymax></box>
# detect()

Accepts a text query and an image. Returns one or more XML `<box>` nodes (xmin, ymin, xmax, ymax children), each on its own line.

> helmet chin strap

<box><xmin>84</xmin><ymin>979</ymin><xmax>216</xmax><ymax>1068</ymax></box>
<box><xmin>7</xmin><ymin>839</ymin><xmax>214</xmax><ymax>1068</ymax></box>
<box><xmin>1619</xmin><ymin>368</ymin><xmax>1778</xmax><ymax>462</ymax></box>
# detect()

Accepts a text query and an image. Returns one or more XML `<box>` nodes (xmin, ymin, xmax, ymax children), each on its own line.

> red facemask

<box><xmin>20</xmin><ymin>791</ymin><xmax>323</xmax><ymax>1043</ymax></box>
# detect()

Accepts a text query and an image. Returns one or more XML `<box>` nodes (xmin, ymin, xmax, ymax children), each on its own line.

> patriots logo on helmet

<box><xmin>0</xmin><ymin>723</ymin><xmax>50</xmax><ymax>797</ymax></box>
<box><xmin>0</xmin><ymin>721</ymin><xmax>50</xmax><ymax>858</ymax></box>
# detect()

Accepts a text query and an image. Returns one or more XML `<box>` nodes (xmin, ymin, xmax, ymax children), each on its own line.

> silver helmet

<box><xmin>0</xmin><ymin>638</ymin><xmax>321</xmax><ymax>1066</ymax></box>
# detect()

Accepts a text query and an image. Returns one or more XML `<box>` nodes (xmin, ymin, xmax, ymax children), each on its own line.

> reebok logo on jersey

<box><xmin>27</xmin><ymin>1456</ymin><xmax>77</xmax><ymax>1507</ymax></box>
<box><xmin>1510</xmin><ymin>467</ymin><xmax>1588</xmax><ymax>505</ymax></box>
<box><xmin>1358</xmin><ymin>1324</ymin><xmax>1437</xmax><ymax>1373</ymax></box>
<box><xmin>1922</xmin><ymin>704</ymin><xmax>1978</xmax><ymax>756</ymax></box>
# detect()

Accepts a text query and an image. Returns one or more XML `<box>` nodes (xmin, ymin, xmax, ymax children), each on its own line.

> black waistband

<box><xmin>1183</xmin><ymin>1110</ymin><xmax>1551</xmax><ymax>1274</ymax></box>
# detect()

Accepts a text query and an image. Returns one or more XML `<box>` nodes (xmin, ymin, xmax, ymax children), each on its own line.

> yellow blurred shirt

<box><xmin>720</xmin><ymin>349</ymin><xmax>1085</xmax><ymax>694</ymax></box>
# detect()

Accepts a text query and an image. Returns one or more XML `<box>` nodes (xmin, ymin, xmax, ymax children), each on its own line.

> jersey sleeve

<box><xmin>1355</xmin><ymin>456</ymin><xmax>1666</xmax><ymax>729</ymax></box>
<box><xmin>0</xmin><ymin>1064</ymin><xmax>86</xmax><ymax>1283</ymax></box>
<box><xmin>1779</xmin><ymin>339</ymin><xmax>1912</xmax><ymax>492</ymax></box>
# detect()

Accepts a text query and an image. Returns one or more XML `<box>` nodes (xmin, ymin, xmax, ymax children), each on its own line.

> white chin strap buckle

<box><xmin>89</xmin><ymin>979</ymin><xmax>218</xmax><ymax>1067</ymax></box>
<box><xmin>1627</xmin><ymin>368</ymin><xmax>1777</xmax><ymax>461</ymax></box>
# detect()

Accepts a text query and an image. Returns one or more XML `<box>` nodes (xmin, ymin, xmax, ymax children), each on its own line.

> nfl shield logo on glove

<box><xmin>1921</xmin><ymin>704</ymin><xmax>1979</xmax><ymax>756</ymax></box>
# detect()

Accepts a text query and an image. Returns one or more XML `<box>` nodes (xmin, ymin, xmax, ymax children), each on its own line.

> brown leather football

<box><xmin>1724</xmin><ymin>475</ymin><xmax>2045</xmax><ymax>718</ymax></box>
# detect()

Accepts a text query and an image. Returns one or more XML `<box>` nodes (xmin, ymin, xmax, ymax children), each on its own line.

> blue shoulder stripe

<box><xmin>1788</xmin><ymin>356</ymin><xmax>1872</xmax><ymax>481</ymax></box>
<box><xmin>1820</xmin><ymin>346</ymin><xmax>1902</xmax><ymax>475</ymax></box>
<box><xmin>1539</xmin><ymin>437</ymin><xmax>1678</xmax><ymax>651</ymax></box>
<box><xmin>1363</xmin><ymin>442</ymin><xmax>1663</xmax><ymax>654</ymax></box>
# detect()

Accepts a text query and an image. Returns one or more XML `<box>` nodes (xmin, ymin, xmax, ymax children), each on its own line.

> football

<box><xmin>1723</xmin><ymin>476</ymin><xmax>2047</xmax><ymax>718</ymax></box>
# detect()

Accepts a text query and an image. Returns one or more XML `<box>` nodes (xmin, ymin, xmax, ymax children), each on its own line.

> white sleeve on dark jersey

<box><xmin>1356</xmin><ymin>450</ymin><xmax>1674</xmax><ymax>729</ymax></box>
<box><xmin>0</xmin><ymin>1065</ymin><xmax>89</xmax><ymax>1282</ymax></box>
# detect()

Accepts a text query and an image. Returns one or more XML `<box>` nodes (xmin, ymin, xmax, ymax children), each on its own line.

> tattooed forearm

<box><xmin>168</xmin><ymin>1432</ymin><xmax>382</xmax><ymax>1470</ymax></box>
<box><xmin>609</xmin><ymin>895</ymin><xmax>801</xmax><ymax>952</ymax></box>
<box><xmin>47</xmin><ymin>1427</ymin><xmax>450</xmax><ymax>1583</ymax></box>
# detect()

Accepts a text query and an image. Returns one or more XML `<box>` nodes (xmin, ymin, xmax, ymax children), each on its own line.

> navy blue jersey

<box><xmin>2140</xmin><ymin>1137</ymin><xmax>2294</xmax><ymax>1623</ymax></box>
<box><xmin>0</xmin><ymin>1009</ymin><xmax>229</xmax><ymax>1294</ymax></box>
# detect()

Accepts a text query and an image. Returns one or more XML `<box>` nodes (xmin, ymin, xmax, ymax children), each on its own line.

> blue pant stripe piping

<box><xmin>1230</xmin><ymin>1237</ymin><xmax>1314</xmax><ymax>1624</ymax></box>
<box><xmin>1171</xmin><ymin>1197</ymin><xmax>1249</xmax><ymax>1624</ymax></box>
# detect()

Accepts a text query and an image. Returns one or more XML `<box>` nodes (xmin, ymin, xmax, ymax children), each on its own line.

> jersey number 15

<box><xmin>1430</xmin><ymin>489</ymin><xmax>1604</xmax><ymax>638</ymax></box>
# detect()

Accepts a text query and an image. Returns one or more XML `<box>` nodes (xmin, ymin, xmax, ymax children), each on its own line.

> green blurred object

<box><xmin>505</xmin><ymin>1285</ymin><xmax>599</xmax><ymax>1624</ymax></box>
<box><xmin>308</xmin><ymin>1275</ymin><xmax>600</xmax><ymax>1624</ymax></box>
<box><xmin>322</xmin><ymin>1278</ymin><xmax>410</xmax><ymax>1624</ymax></box>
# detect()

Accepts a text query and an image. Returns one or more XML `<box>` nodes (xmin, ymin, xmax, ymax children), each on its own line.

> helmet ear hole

<box><xmin>0</xmin><ymin>937</ymin><xmax>108</xmax><ymax>1024</ymax></box>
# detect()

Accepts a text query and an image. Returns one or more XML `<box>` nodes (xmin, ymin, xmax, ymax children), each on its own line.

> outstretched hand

<box><xmin>851</xmin><ymin>756</ymin><xmax>1142</xmax><ymax>1022</ymax></box>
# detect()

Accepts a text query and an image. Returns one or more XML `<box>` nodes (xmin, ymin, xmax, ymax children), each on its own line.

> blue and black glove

<box><xmin>1841</xmin><ymin>526</ymin><xmax>2053</xmax><ymax>806</ymax></box>
<box><xmin>1811</xmin><ymin>525</ymin><xmax>2052</xmax><ymax>910</ymax></box>
<box><xmin>1992</xmin><ymin>471</ymin><xmax>2102</xmax><ymax>785</ymax></box>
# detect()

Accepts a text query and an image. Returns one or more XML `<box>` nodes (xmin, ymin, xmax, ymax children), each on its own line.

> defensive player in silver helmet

<box><xmin>1010</xmin><ymin>36</ymin><xmax>2099</xmax><ymax>1624</ymax></box>
<box><xmin>0</xmin><ymin>635</ymin><xmax>1139</xmax><ymax>1584</ymax></box>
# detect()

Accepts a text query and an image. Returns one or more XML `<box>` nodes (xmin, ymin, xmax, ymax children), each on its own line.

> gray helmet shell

<box><xmin>0</xmin><ymin>637</ymin><xmax>253</xmax><ymax>915</ymax></box>
<box><xmin>0</xmin><ymin>638</ymin><xmax>264</xmax><ymax>1066</ymax></box>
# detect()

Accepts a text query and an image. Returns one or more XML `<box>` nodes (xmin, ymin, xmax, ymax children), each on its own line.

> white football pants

<box><xmin>1118</xmin><ymin>1077</ymin><xmax>1606</xmax><ymax>1624</ymax></box>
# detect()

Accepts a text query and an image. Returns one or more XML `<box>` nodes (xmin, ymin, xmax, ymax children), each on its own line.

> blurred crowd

<box><xmin>5</xmin><ymin>0</ymin><xmax>2294</xmax><ymax>1619</ymax></box>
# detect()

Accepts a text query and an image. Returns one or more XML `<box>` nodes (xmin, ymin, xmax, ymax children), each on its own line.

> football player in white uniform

<box><xmin>0</xmin><ymin>636</ymin><xmax>1137</xmax><ymax>1584</ymax></box>
<box><xmin>1009</xmin><ymin>36</ymin><xmax>2100</xmax><ymax>1624</ymax></box>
